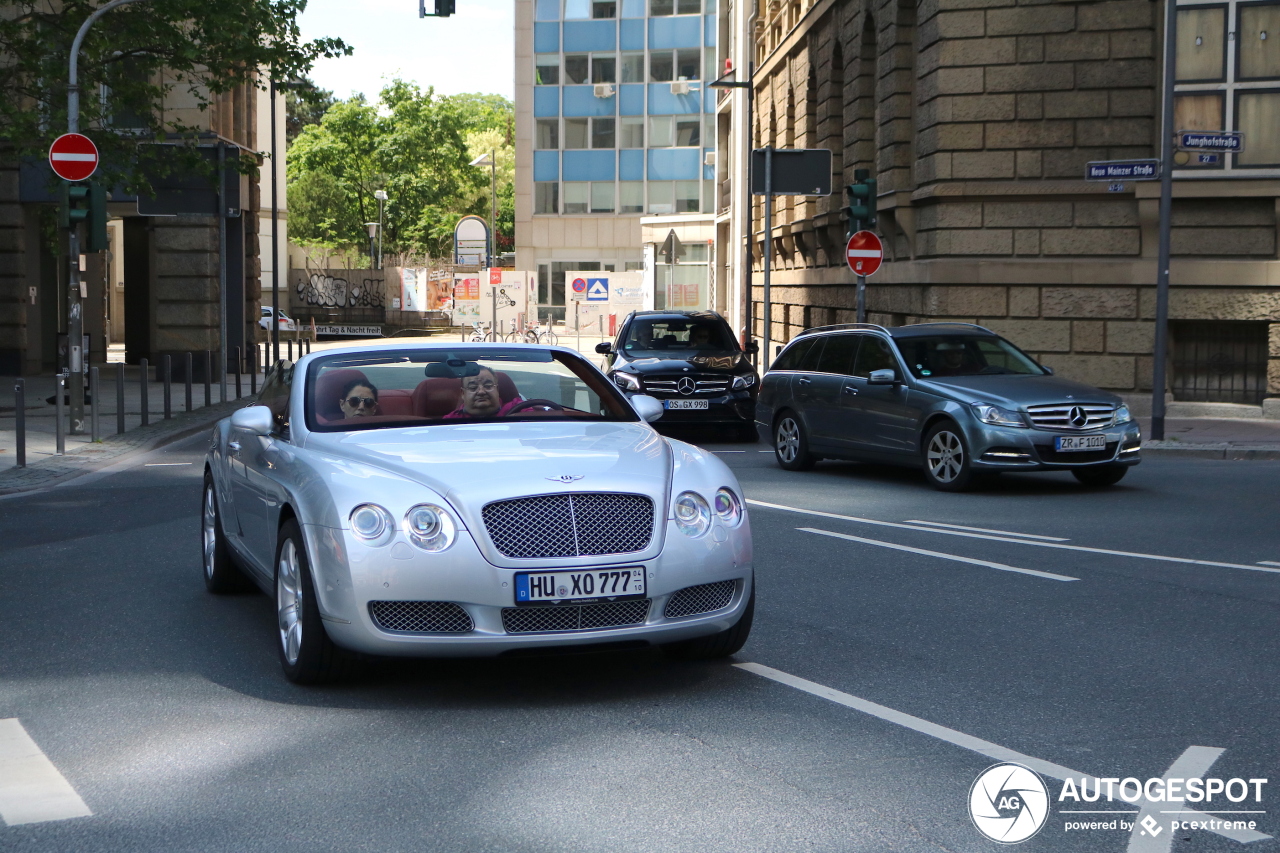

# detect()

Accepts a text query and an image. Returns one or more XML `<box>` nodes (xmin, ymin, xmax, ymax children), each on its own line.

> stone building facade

<box><xmin>1</xmin><ymin>80</ymin><xmax>270</xmax><ymax>378</ymax></box>
<box><xmin>719</xmin><ymin>0</ymin><xmax>1280</xmax><ymax>412</ymax></box>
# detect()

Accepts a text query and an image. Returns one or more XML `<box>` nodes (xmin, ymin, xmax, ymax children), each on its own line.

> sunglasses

<box><xmin>463</xmin><ymin>381</ymin><xmax>497</xmax><ymax>393</ymax></box>
<box><xmin>344</xmin><ymin>396</ymin><xmax>376</xmax><ymax>408</ymax></box>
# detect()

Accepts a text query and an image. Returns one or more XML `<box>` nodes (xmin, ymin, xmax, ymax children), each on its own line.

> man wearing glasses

<box><xmin>337</xmin><ymin>378</ymin><xmax>380</xmax><ymax>418</ymax></box>
<box><xmin>444</xmin><ymin>366</ymin><xmax>525</xmax><ymax>419</ymax></box>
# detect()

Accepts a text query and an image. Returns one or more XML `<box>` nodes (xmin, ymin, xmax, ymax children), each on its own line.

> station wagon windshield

<box><xmin>894</xmin><ymin>335</ymin><xmax>1045</xmax><ymax>379</ymax></box>
<box><xmin>306</xmin><ymin>348</ymin><xmax>637</xmax><ymax>431</ymax></box>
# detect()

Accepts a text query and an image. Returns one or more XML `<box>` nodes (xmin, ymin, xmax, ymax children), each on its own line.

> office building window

<box><xmin>649</xmin><ymin>0</ymin><xmax>699</xmax><ymax>14</ymax></box>
<box><xmin>648</xmin><ymin>181</ymin><xmax>674</xmax><ymax>213</ymax></box>
<box><xmin>650</xmin><ymin>49</ymin><xmax>700</xmax><ymax>82</ymax></box>
<box><xmin>1240</xmin><ymin>3</ymin><xmax>1280</xmax><ymax>78</ymax></box>
<box><xmin>593</xmin><ymin>0</ymin><xmax>617</xmax><ymax>17</ymax></box>
<box><xmin>564</xmin><ymin>0</ymin><xmax>591</xmax><ymax>18</ymax></box>
<box><xmin>536</xmin><ymin>0</ymin><xmax>559</xmax><ymax>19</ymax></box>
<box><xmin>676</xmin><ymin>48</ymin><xmax>701</xmax><ymax>79</ymax></box>
<box><xmin>536</xmin><ymin>119</ymin><xmax>559</xmax><ymax>149</ymax></box>
<box><xmin>592</xmin><ymin>117</ymin><xmax>616</xmax><ymax>148</ymax></box>
<box><xmin>649</xmin><ymin>52</ymin><xmax>674</xmax><ymax>82</ymax></box>
<box><xmin>619</xmin><ymin>116</ymin><xmax>644</xmax><ymax>147</ymax></box>
<box><xmin>1236</xmin><ymin>91</ymin><xmax>1280</xmax><ymax>165</ymax></box>
<box><xmin>592</xmin><ymin>53</ymin><xmax>617</xmax><ymax>84</ymax></box>
<box><xmin>535</xmin><ymin>182</ymin><xmax>559</xmax><ymax>213</ymax></box>
<box><xmin>536</xmin><ymin>55</ymin><xmax>559</xmax><ymax>85</ymax></box>
<box><xmin>564</xmin><ymin>54</ymin><xmax>590</xmax><ymax>84</ymax></box>
<box><xmin>649</xmin><ymin>116</ymin><xmax>674</xmax><ymax>146</ymax></box>
<box><xmin>620</xmin><ymin>181</ymin><xmax>644</xmax><ymax>212</ymax></box>
<box><xmin>620</xmin><ymin>52</ymin><xmax>645</xmax><ymax>82</ymax></box>
<box><xmin>564</xmin><ymin>182</ymin><xmax>590</xmax><ymax>213</ymax></box>
<box><xmin>565</xmin><ymin>118</ymin><xmax>589</xmax><ymax>148</ymax></box>
<box><xmin>591</xmin><ymin>182</ymin><xmax>615</xmax><ymax>212</ymax></box>
<box><xmin>675</xmin><ymin>117</ymin><xmax>700</xmax><ymax>146</ymax></box>
<box><xmin>675</xmin><ymin>180</ymin><xmax>700</xmax><ymax>212</ymax></box>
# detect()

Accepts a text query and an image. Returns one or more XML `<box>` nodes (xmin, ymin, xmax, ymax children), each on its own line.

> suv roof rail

<box><xmin>795</xmin><ymin>322</ymin><xmax>889</xmax><ymax>337</ymax></box>
<box><xmin>898</xmin><ymin>322</ymin><xmax>996</xmax><ymax>334</ymax></box>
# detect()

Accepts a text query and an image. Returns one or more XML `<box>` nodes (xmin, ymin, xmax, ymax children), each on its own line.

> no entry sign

<box><xmin>49</xmin><ymin>133</ymin><xmax>99</xmax><ymax>182</ymax></box>
<box><xmin>846</xmin><ymin>230</ymin><xmax>883</xmax><ymax>276</ymax></box>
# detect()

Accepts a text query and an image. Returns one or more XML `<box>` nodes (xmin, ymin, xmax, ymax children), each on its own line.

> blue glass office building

<box><xmin>515</xmin><ymin>0</ymin><xmax>717</xmax><ymax>316</ymax></box>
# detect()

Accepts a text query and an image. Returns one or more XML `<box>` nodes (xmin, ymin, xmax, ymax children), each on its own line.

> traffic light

<box><xmin>435</xmin><ymin>0</ymin><xmax>455</xmax><ymax>15</ymax></box>
<box><xmin>843</xmin><ymin>168</ymin><xmax>877</xmax><ymax>237</ymax></box>
<box><xmin>60</xmin><ymin>182</ymin><xmax>108</xmax><ymax>252</ymax></box>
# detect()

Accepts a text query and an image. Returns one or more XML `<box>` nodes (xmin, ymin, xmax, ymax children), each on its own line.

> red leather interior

<box><xmin>314</xmin><ymin>368</ymin><xmax>369</xmax><ymax>422</ymax></box>
<box><xmin>411</xmin><ymin>371</ymin><xmax>519</xmax><ymax>417</ymax></box>
<box><xmin>378</xmin><ymin>390</ymin><xmax>413</xmax><ymax>416</ymax></box>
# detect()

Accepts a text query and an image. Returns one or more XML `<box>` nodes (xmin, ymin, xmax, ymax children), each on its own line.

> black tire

<box><xmin>922</xmin><ymin>421</ymin><xmax>976</xmax><ymax>492</ymax></box>
<box><xmin>661</xmin><ymin>584</ymin><xmax>755</xmax><ymax>661</ymax></box>
<box><xmin>202</xmin><ymin>472</ymin><xmax>252</xmax><ymax>593</ymax></box>
<box><xmin>275</xmin><ymin>519</ymin><xmax>354</xmax><ymax>684</ymax></box>
<box><xmin>1072</xmin><ymin>464</ymin><xmax>1128</xmax><ymax>487</ymax></box>
<box><xmin>774</xmin><ymin>412</ymin><xmax>817</xmax><ymax>471</ymax></box>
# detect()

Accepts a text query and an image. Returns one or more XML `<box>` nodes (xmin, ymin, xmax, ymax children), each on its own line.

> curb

<box><xmin>0</xmin><ymin>399</ymin><xmax>244</xmax><ymax>495</ymax></box>
<box><xmin>1141</xmin><ymin>441</ymin><xmax>1280</xmax><ymax>461</ymax></box>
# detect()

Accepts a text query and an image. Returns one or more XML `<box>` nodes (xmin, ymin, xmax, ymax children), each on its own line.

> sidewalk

<box><xmin>1138</xmin><ymin>416</ymin><xmax>1280</xmax><ymax>460</ymax></box>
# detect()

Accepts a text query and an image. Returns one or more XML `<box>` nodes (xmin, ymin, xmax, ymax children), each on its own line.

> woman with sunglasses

<box><xmin>337</xmin><ymin>378</ymin><xmax>380</xmax><ymax>418</ymax></box>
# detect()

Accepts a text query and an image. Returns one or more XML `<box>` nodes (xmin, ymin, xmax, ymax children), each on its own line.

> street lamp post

<box><xmin>708</xmin><ymin>65</ymin><xmax>754</xmax><ymax>361</ymax></box>
<box><xmin>269</xmin><ymin>79</ymin><xmax>305</xmax><ymax>365</ymax></box>
<box><xmin>469</xmin><ymin>151</ymin><xmax>497</xmax><ymax>268</ymax></box>
<box><xmin>374</xmin><ymin>189</ymin><xmax>388</xmax><ymax>270</ymax></box>
<box><xmin>365</xmin><ymin>222</ymin><xmax>379</xmax><ymax>270</ymax></box>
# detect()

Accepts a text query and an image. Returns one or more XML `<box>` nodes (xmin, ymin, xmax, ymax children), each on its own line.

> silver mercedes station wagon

<box><xmin>203</xmin><ymin>344</ymin><xmax>754</xmax><ymax>683</ymax></box>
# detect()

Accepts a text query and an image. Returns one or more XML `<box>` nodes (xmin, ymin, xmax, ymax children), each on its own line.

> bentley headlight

<box><xmin>350</xmin><ymin>504</ymin><xmax>394</xmax><ymax>545</ymax></box>
<box><xmin>731</xmin><ymin>373</ymin><xmax>757</xmax><ymax>390</ymax></box>
<box><xmin>1113</xmin><ymin>404</ymin><xmax>1132</xmax><ymax>425</ymax></box>
<box><xmin>613</xmin><ymin>372</ymin><xmax>641</xmax><ymax>392</ymax></box>
<box><xmin>713</xmin><ymin>487</ymin><xmax>743</xmax><ymax>526</ymax></box>
<box><xmin>674</xmin><ymin>491</ymin><xmax>712</xmax><ymax>538</ymax></box>
<box><xmin>404</xmin><ymin>504</ymin><xmax>457</xmax><ymax>552</ymax></box>
<box><xmin>973</xmin><ymin>403</ymin><xmax>1027</xmax><ymax>428</ymax></box>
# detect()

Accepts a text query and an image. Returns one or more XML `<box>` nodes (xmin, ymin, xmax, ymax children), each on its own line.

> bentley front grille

<box><xmin>501</xmin><ymin>599</ymin><xmax>652</xmax><ymax>633</ymax></box>
<box><xmin>369</xmin><ymin>601</ymin><xmax>474</xmax><ymax>633</ymax></box>
<box><xmin>482</xmin><ymin>493</ymin><xmax>655</xmax><ymax>558</ymax></box>
<box><xmin>664</xmin><ymin>580</ymin><xmax>737</xmax><ymax>618</ymax></box>
<box><xmin>1026</xmin><ymin>403</ymin><xmax>1115</xmax><ymax>430</ymax></box>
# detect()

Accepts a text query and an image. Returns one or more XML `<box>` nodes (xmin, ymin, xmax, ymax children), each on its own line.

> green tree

<box><xmin>0</xmin><ymin>0</ymin><xmax>349</xmax><ymax>189</ymax></box>
<box><xmin>287</xmin><ymin>79</ymin><xmax>487</xmax><ymax>258</ymax></box>
<box><xmin>285</xmin><ymin>77</ymin><xmax>336</xmax><ymax>146</ymax></box>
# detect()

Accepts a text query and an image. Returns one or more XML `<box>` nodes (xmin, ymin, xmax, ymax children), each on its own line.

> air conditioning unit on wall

<box><xmin>594</xmin><ymin>83</ymin><xmax>615</xmax><ymax>98</ymax></box>
<box><xmin>670</xmin><ymin>80</ymin><xmax>691</xmax><ymax>96</ymax></box>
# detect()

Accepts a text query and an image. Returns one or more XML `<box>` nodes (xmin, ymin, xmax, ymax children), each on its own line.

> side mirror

<box><xmin>867</xmin><ymin>368</ymin><xmax>899</xmax><ymax>385</ymax></box>
<box><xmin>230</xmin><ymin>405</ymin><xmax>274</xmax><ymax>436</ymax></box>
<box><xmin>595</xmin><ymin>342</ymin><xmax>613</xmax><ymax>355</ymax></box>
<box><xmin>744</xmin><ymin>340</ymin><xmax>760</xmax><ymax>355</ymax></box>
<box><xmin>630</xmin><ymin>394</ymin><xmax>664</xmax><ymax>423</ymax></box>
<box><xmin>1042</xmin><ymin>366</ymin><xmax>1054</xmax><ymax>375</ymax></box>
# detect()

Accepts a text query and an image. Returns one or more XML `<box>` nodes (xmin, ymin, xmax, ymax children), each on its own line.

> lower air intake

<box><xmin>501</xmin><ymin>599</ymin><xmax>651</xmax><ymax>633</ymax></box>
<box><xmin>664</xmin><ymin>580</ymin><xmax>737</xmax><ymax>618</ymax></box>
<box><xmin>369</xmin><ymin>601</ymin><xmax>474</xmax><ymax>634</ymax></box>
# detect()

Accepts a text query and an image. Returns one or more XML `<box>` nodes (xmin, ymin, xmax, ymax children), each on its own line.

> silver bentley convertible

<box><xmin>202</xmin><ymin>343</ymin><xmax>755</xmax><ymax>683</ymax></box>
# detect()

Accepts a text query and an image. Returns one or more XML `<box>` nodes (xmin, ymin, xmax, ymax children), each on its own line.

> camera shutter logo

<box><xmin>968</xmin><ymin>762</ymin><xmax>1050</xmax><ymax>844</ymax></box>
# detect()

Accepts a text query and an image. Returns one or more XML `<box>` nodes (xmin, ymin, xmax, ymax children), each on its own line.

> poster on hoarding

<box><xmin>400</xmin><ymin>268</ymin><xmax>428</xmax><ymax>312</ymax></box>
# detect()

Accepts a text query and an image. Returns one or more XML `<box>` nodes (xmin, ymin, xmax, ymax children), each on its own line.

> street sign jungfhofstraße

<box><xmin>1085</xmin><ymin>160</ymin><xmax>1160</xmax><ymax>181</ymax></box>
<box><xmin>1178</xmin><ymin>130</ymin><xmax>1244</xmax><ymax>153</ymax></box>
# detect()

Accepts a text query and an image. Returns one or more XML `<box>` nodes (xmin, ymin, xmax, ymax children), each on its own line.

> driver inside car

<box><xmin>443</xmin><ymin>366</ymin><xmax>526</xmax><ymax>418</ymax></box>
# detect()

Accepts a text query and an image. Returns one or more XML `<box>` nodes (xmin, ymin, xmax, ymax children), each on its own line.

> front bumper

<box><xmin>305</xmin><ymin>517</ymin><xmax>754</xmax><ymax>657</ymax></box>
<box><xmin>965</xmin><ymin>420</ymin><xmax>1143</xmax><ymax>470</ymax></box>
<box><xmin>633</xmin><ymin>391</ymin><xmax>756</xmax><ymax>426</ymax></box>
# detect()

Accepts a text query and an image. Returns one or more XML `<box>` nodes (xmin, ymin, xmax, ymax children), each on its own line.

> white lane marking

<box><xmin>142</xmin><ymin>462</ymin><xmax>192</xmax><ymax>467</ymax></box>
<box><xmin>748</xmin><ymin>499</ymin><xmax>1280</xmax><ymax>576</ymax></box>
<box><xmin>733</xmin><ymin>664</ymin><xmax>1269</xmax><ymax>845</ymax></box>
<box><xmin>1126</xmin><ymin>746</ymin><xmax>1268</xmax><ymax>849</ymax></box>
<box><xmin>0</xmin><ymin>719</ymin><xmax>92</xmax><ymax>825</ymax></box>
<box><xmin>1259</xmin><ymin>561</ymin><xmax>1280</xmax><ymax>567</ymax></box>
<box><xmin>799</xmin><ymin>527</ymin><xmax>1078</xmax><ymax>582</ymax></box>
<box><xmin>904</xmin><ymin>519</ymin><xmax>1069</xmax><ymax>541</ymax></box>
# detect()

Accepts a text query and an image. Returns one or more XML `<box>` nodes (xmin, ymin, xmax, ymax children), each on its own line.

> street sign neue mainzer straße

<box><xmin>1085</xmin><ymin>160</ymin><xmax>1160</xmax><ymax>181</ymax></box>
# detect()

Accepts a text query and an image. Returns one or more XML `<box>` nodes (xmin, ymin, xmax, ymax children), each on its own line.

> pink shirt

<box><xmin>442</xmin><ymin>396</ymin><xmax>525</xmax><ymax>419</ymax></box>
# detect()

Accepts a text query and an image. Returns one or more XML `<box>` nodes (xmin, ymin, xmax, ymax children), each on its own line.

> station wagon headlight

<box><xmin>404</xmin><ymin>504</ymin><xmax>457</xmax><ymax>552</ymax></box>
<box><xmin>673</xmin><ymin>491</ymin><xmax>711</xmax><ymax>538</ymax></box>
<box><xmin>350</xmin><ymin>504</ymin><xmax>395</xmax><ymax>545</ymax></box>
<box><xmin>713</xmin><ymin>487</ymin><xmax>743</xmax><ymax>526</ymax></box>
<box><xmin>973</xmin><ymin>403</ymin><xmax>1027</xmax><ymax>428</ymax></box>
<box><xmin>1113</xmin><ymin>404</ymin><xmax>1132</xmax><ymax>425</ymax></box>
<box><xmin>731</xmin><ymin>374</ymin><xmax>756</xmax><ymax>390</ymax></box>
<box><xmin>613</xmin><ymin>372</ymin><xmax>641</xmax><ymax>391</ymax></box>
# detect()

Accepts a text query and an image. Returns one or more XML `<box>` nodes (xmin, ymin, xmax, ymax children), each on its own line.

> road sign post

<box><xmin>846</xmin><ymin>231</ymin><xmax>884</xmax><ymax>324</ymax></box>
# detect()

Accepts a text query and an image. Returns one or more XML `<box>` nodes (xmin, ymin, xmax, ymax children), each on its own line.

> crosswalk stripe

<box><xmin>0</xmin><ymin>719</ymin><xmax>92</xmax><ymax>826</ymax></box>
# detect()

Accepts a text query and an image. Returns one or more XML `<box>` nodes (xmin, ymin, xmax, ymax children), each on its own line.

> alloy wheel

<box><xmin>277</xmin><ymin>539</ymin><xmax>303</xmax><ymax>666</ymax></box>
<box><xmin>776</xmin><ymin>418</ymin><xmax>799</xmax><ymax>464</ymax></box>
<box><xmin>202</xmin><ymin>484</ymin><xmax>218</xmax><ymax>581</ymax></box>
<box><xmin>927</xmin><ymin>430</ymin><xmax>964</xmax><ymax>483</ymax></box>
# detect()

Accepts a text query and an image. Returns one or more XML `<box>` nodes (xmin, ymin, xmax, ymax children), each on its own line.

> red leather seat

<box><xmin>378</xmin><ymin>389</ymin><xmax>414</xmax><ymax>416</ymax></box>
<box><xmin>412</xmin><ymin>372</ymin><xmax>519</xmax><ymax>417</ymax></box>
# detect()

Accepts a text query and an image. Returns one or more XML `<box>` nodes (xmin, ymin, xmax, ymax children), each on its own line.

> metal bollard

<box><xmin>14</xmin><ymin>378</ymin><xmax>25</xmax><ymax>468</ymax></box>
<box><xmin>140</xmin><ymin>358</ymin><xmax>149</xmax><ymax>427</ymax></box>
<box><xmin>116</xmin><ymin>363</ymin><xmax>125</xmax><ymax>434</ymax></box>
<box><xmin>287</xmin><ymin>339</ymin><xmax>293</xmax><ymax>362</ymax></box>
<box><xmin>250</xmin><ymin>345</ymin><xmax>258</xmax><ymax>395</ymax></box>
<box><xmin>55</xmin><ymin>371</ymin><xmax>66</xmax><ymax>454</ymax></box>
<box><xmin>203</xmin><ymin>350</ymin><xmax>212</xmax><ymax>407</ymax></box>
<box><xmin>90</xmin><ymin>366</ymin><xmax>100</xmax><ymax>442</ymax></box>
<box><xmin>185</xmin><ymin>352</ymin><xmax>193</xmax><ymax>412</ymax></box>
<box><xmin>235</xmin><ymin>346</ymin><xmax>242</xmax><ymax>399</ymax></box>
<box><xmin>163</xmin><ymin>355</ymin><xmax>172</xmax><ymax>419</ymax></box>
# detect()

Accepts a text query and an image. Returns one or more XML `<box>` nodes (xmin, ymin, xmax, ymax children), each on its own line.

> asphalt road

<box><xmin>1</xmin><ymin>433</ymin><xmax>1278</xmax><ymax>852</ymax></box>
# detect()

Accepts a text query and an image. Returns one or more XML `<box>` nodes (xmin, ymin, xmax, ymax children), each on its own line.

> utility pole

<box><xmin>1150</xmin><ymin>0</ymin><xmax>1177</xmax><ymax>441</ymax></box>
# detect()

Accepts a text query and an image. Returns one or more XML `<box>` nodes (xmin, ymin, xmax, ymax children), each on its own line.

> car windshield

<box><xmin>306</xmin><ymin>347</ymin><xmax>637</xmax><ymax>432</ymax></box>
<box><xmin>893</xmin><ymin>335</ymin><xmax>1045</xmax><ymax>378</ymax></box>
<box><xmin>624</xmin><ymin>318</ymin><xmax>735</xmax><ymax>354</ymax></box>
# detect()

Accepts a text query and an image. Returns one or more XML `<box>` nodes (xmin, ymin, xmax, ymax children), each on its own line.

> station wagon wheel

<box><xmin>923</xmin><ymin>422</ymin><xmax>975</xmax><ymax>492</ymax></box>
<box><xmin>774</xmin><ymin>412</ymin><xmax>816</xmax><ymax>471</ymax></box>
<box><xmin>276</xmin><ymin>519</ymin><xmax>351</xmax><ymax>684</ymax></box>
<box><xmin>202</xmin><ymin>472</ymin><xmax>249</xmax><ymax>593</ymax></box>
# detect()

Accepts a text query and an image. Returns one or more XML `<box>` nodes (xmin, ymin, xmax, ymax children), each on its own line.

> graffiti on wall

<box><xmin>297</xmin><ymin>273</ymin><xmax>385</xmax><ymax>308</ymax></box>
